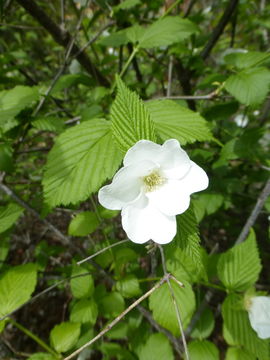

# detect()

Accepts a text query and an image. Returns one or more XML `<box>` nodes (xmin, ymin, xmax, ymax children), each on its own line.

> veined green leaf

<box><xmin>187</xmin><ymin>340</ymin><xmax>219</xmax><ymax>360</ymax></box>
<box><xmin>190</xmin><ymin>308</ymin><xmax>215</xmax><ymax>339</ymax></box>
<box><xmin>225</xmin><ymin>67</ymin><xmax>270</xmax><ymax>106</ymax></box>
<box><xmin>0</xmin><ymin>85</ymin><xmax>39</xmax><ymax>133</ymax></box>
<box><xmin>68</xmin><ymin>211</ymin><xmax>99</xmax><ymax>237</ymax></box>
<box><xmin>225</xmin><ymin>347</ymin><xmax>256</xmax><ymax>360</ymax></box>
<box><xmin>114</xmin><ymin>0</ymin><xmax>141</xmax><ymax>12</ymax></box>
<box><xmin>0</xmin><ymin>203</ymin><xmax>24</xmax><ymax>234</ymax></box>
<box><xmin>50</xmin><ymin>322</ymin><xmax>81</xmax><ymax>353</ymax></box>
<box><xmin>149</xmin><ymin>280</ymin><xmax>195</xmax><ymax>336</ymax></box>
<box><xmin>224</xmin><ymin>51</ymin><xmax>270</xmax><ymax>69</ymax></box>
<box><xmin>146</xmin><ymin>99</ymin><xmax>213</xmax><ymax>145</ymax></box>
<box><xmin>217</xmin><ymin>229</ymin><xmax>261</xmax><ymax>292</ymax></box>
<box><xmin>43</xmin><ymin>119</ymin><xmax>123</xmax><ymax>206</ymax></box>
<box><xmin>137</xmin><ymin>16</ymin><xmax>198</xmax><ymax>49</ymax></box>
<box><xmin>138</xmin><ymin>333</ymin><xmax>174</xmax><ymax>360</ymax></box>
<box><xmin>111</xmin><ymin>77</ymin><xmax>156</xmax><ymax>152</ymax></box>
<box><xmin>70</xmin><ymin>266</ymin><xmax>94</xmax><ymax>299</ymax></box>
<box><xmin>222</xmin><ymin>294</ymin><xmax>269</xmax><ymax>359</ymax></box>
<box><xmin>70</xmin><ymin>298</ymin><xmax>98</xmax><ymax>325</ymax></box>
<box><xmin>0</xmin><ymin>263</ymin><xmax>37</xmax><ymax>319</ymax></box>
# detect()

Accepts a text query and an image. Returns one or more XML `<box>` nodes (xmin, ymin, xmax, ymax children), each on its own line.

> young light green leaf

<box><xmin>99</xmin><ymin>292</ymin><xmax>125</xmax><ymax>319</ymax></box>
<box><xmin>225</xmin><ymin>347</ymin><xmax>256</xmax><ymax>360</ymax></box>
<box><xmin>222</xmin><ymin>294</ymin><xmax>269</xmax><ymax>359</ymax></box>
<box><xmin>187</xmin><ymin>340</ymin><xmax>219</xmax><ymax>360</ymax></box>
<box><xmin>149</xmin><ymin>280</ymin><xmax>195</xmax><ymax>336</ymax></box>
<box><xmin>217</xmin><ymin>229</ymin><xmax>261</xmax><ymax>291</ymax></box>
<box><xmin>0</xmin><ymin>85</ymin><xmax>39</xmax><ymax>133</ymax></box>
<box><xmin>111</xmin><ymin>77</ymin><xmax>156</xmax><ymax>152</ymax></box>
<box><xmin>70</xmin><ymin>266</ymin><xmax>94</xmax><ymax>299</ymax></box>
<box><xmin>43</xmin><ymin>119</ymin><xmax>123</xmax><ymax>207</ymax></box>
<box><xmin>0</xmin><ymin>263</ymin><xmax>37</xmax><ymax>319</ymax></box>
<box><xmin>27</xmin><ymin>353</ymin><xmax>58</xmax><ymax>360</ymax></box>
<box><xmin>0</xmin><ymin>203</ymin><xmax>24</xmax><ymax>233</ymax></box>
<box><xmin>68</xmin><ymin>211</ymin><xmax>99</xmax><ymax>237</ymax></box>
<box><xmin>225</xmin><ymin>67</ymin><xmax>270</xmax><ymax>106</ymax></box>
<box><xmin>32</xmin><ymin>116</ymin><xmax>65</xmax><ymax>133</ymax></box>
<box><xmin>114</xmin><ymin>0</ymin><xmax>141</xmax><ymax>12</ymax></box>
<box><xmin>50</xmin><ymin>322</ymin><xmax>81</xmax><ymax>353</ymax></box>
<box><xmin>138</xmin><ymin>333</ymin><xmax>174</xmax><ymax>360</ymax></box>
<box><xmin>137</xmin><ymin>16</ymin><xmax>198</xmax><ymax>49</ymax></box>
<box><xmin>99</xmin><ymin>29</ymin><xmax>129</xmax><ymax>47</ymax></box>
<box><xmin>70</xmin><ymin>298</ymin><xmax>98</xmax><ymax>325</ymax></box>
<box><xmin>146</xmin><ymin>99</ymin><xmax>213</xmax><ymax>145</ymax></box>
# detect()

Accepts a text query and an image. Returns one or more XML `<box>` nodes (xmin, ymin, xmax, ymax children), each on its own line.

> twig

<box><xmin>166</xmin><ymin>55</ymin><xmax>174</xmax><ymax>97</ymax></box>
<box><xmin>152</xmin><ymin>90</ymin><xmax>219</xmax><ymax>101</ymax></box>
<box><xmin>200</xmin><ymin>0</ymin><xmax>239</xmax><ymax>60</ymax></box>
<box><xmin>63</xmin><ymin>274</ymin><xmax>172</xmax><ymax>360</ymax></box>
<box><xmin>158</xmin><ymin>245</ymin><xmax>190</xmax><ymax>360</ymax></box>
<box><xmin>15</xmin><ymin>0</ymin><xmax>109</xmax><ymax>86</ymax></box>
<box><xmin>77</xmin><ymin>239</ymin><xmax>129</xmax><ymax>265</ymax></box>
<box><xmin>235</xmin><ymin>178</ymin><xmax>270</xmax><ymax>244</ymax></box>
<box><xmin>0</xmin><ymin>182</ymin><xmax>69</xmax><ymax>246</ymax></box>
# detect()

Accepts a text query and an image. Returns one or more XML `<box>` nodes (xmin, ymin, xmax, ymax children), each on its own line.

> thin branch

<box><xmin>200</xmin><ymin>0</ymin><xmax>239</xmax><ymax>60</ymax></box>
<box><xmin>166</xmin><ymin>55</ymin><xmax>174</xmax><ymax>97</ymax></box>
<box><xmin>158</xmin><ymin>245</ymin><xmax>190</xmax><ymax>360</ymax></box>
<box><xmin>235</xmin><ymin>178</ymin><xmax>270</xmax><ymax>244</ymax></box>
<box><xmin>15</xmin><ymin>0</ymin><xmax>109</xmax><ymax>86</ymax></box>
<box><xmin>63</xmin><ymin>274</ymin><xmax>171</xmax><ymax>360</ymax></box>
<box><xmin>77</xmin><ymin>239</ymin><xmax>129</xmax><ymax>265</ymax></box>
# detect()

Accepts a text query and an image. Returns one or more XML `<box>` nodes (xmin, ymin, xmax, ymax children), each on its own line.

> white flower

<box><xmin>247</xmin><ymin>296</ymin><xmax>270</xmax><ymax>339</ymax></box>
<box><xmin>98</xmin><ymin>139</ymin><xmax>208</xmax><ymax>244</ymax></box>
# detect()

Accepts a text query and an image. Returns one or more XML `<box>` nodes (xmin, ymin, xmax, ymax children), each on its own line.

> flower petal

<box><xmin>98</xmin><ymin>161</ymin><xmax>155</xmax><ymax>210</ymax></box>
<box><xmin>248</xmin><ymin>296</ymin><xmax>270</xmax><ymax>339</ymax></box>
<box><xmin>121</xmin><ymin>195</ymin><xmax>176</xmax><ymax>244</ymax></box>
<box><xmin>124</xmin><ymin>140</ymin><xmax>162</xmax><ymax>166</ymax></box>
<box><xmin>160</xmin><ymin>139</ymin><xmax>191</xmax><ymax>179</ymax></box>
<box><xmin>179</xmin><ymin>161</ymin><xmax>209</xmax><ymax>194</ymax></box>
<box><xmin>146</xmin><ymin>179</ymin><xmax>191</xmax><ymax>216</ymax></box>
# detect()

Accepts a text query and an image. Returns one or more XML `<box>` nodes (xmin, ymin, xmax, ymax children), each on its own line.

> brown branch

<box><xmin>15</xmin><ymin>0</ymin><xmax>109</xmax><ymax>87</ymax></box>
<box><xmin>200</xmin><ymin>0</ymin><xmax>239</xmax><ymax>60</ymax></box>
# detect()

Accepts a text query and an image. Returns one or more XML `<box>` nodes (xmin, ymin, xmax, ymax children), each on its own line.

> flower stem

<box><xmin>200</xmin><ymin>281</ymin><xmax>226</xmax><ymax>292</ymax></box>
<box><xmin>8</xmin><ymin>318</ymin><xmax>60</xmax><ymax>358</ymax></box>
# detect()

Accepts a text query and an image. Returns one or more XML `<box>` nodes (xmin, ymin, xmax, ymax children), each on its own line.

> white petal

<box><xmin>160</xmin><ymin>139</ymin><xmax>191</xmax><ymax>179</ymax></box>
<box><xmin>146</xmin><ymin>179</ymin><xmax>191</xmax><ymax>216</ymax></box>
<box><xmin>178</xmin><ymin>161</ymin><xmax>209</xmax><ymax>195</ymax></box>
<box><xmin>121</xmin><ymin>195</ymin><xmax>176</xmax><ymax>244</ymax></box>
<box><xmin>98</xmin><ymin>161</ymin><xmax>155</xmax><ymax>210</ymax></box>
<box><xmin>248</xmin><ymin>296</ymin><xmax>270</xmax><ymax>339</ymax></box>
<box><xmin>124</xmin><ymin>140</ymin><xmax>162</xmax><ymax>166</ymax></box>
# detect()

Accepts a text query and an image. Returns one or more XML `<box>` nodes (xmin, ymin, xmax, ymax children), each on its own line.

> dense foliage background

<box><xmin>0</xmin><ymin>0</ymin><xmax>270</xmax><ymax>359</ymax></box>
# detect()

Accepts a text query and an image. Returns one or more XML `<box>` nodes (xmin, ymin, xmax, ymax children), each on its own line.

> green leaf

<box><xmin>224</xmin><ymin>51</ymin><xmax>270</xmax><ymax>69</ymax></box>
<box><xmin>138</xmin><ymin>333</ymin><xmax>174</xmax><ymax>360</ymax></box>
<box><xmin>70</xmin><ymin>266</ymin><xmax>94</xmax><ymax>299</ymax></box>
<box><xmin>43</xmin><ymin>119</ymin><xmax>123</xmax><ymax>206</ymax></box>
<box><xmin>0</xmin><ymin>203</ymin><xmax>24</xmax><ymax>233</ymax></box>
<box><xmin>99</xmin><ymin>292</ymin><xmax>125</xmax><ymax>319</ymax></box>
<box><xmin>111</xmin><ymin>77</ymin><xmax>156</xmax><ymax>152</ymax></box>
<box><xmin>27</xmin><ymin>353</ymin><xmax>57</xmax><ymax>360</ymax></box>
<box><xmin>70</xmin><ymin>299</ymin><xmax>98</xmax><ymax>325</ymax></box>
<box><xmin>137</xmin><ymin>16</ymin><xmax>198</xmax><ymax>49</ymax></box>
<box><xmin>68</xmin><ymin>211</ymin><xmax>99</xmax><ymax>236</ymax></box>
<box><xmin>146</xmin><ymin>99</ymin><xmax>213</xmax><ymax>145</ymax></box>
<box><xmin>116</xmin><ymin>274</ymin><xmax>142</xmax><ymax>298</ymax></box>
<box><xmin>222</xmin><ymin>293</ymin><xmax>269</xmax><ymax>359</ymax></box>
<box><xmin>32</xmin><ymin>116</ymin><xmax>65</xmax><ymax>133</ymax></box>
<box><xmin>217</xmin><ymin>229</ymin><xmax>262</xmax><ymax>291</ymax></box>
<box><xmin>190</xmin><ymin>308</ymin><xmax>215</xmax><ymax>339</ymax></box>
<box><xmin>187</xmin><ymin>340</ymin><xmax>219</xmax><ymax>360</ymax></box>
<box><xmin>225</xmin><ymin>347</ymin><xmax>256</xmax><ymax>360</ymax></box>
<box><xmin>225</xmin><ymin>67</ymin><xmax>270</xmax><ymax>106</ymax></box>
<box><xmin>0</xmin><ymin>85</ymin><xmax>39</xmax><ymax>132</ymax></box>
<box><xmin>196</xmin><ymin>193</ymin><xmax>224</xmax><ymax>215</ymax></box>
<box><xmin>0</xmin><ymin>263</ymin><xmax>37</xmax><ymax>318</ymax></box>
<box><xmin>0</xmin><ymin>143</ymin><xmax>13</xmax><ymax>172</ymax></box>
<box><xmin>114</xmin><ymin>0</ymin><xmax>141</xmax><ymax>11</ymax></box>
<box><xmin>99</xmin><ymin>29</ymin><xmax>129</xmax><ymax>47</ymax></box>
<box><xmin>166</xmin><ymin>206</ymin><xmax>204</xmax><ymax>279</ymax></box>
<box><xmin>50</xmin><ymin>322</ymin><xmax>81</xmax><ymax>353</ymax></box>
<box><xmin>149</xmin><ymin>280</ymin><xmax>195</xmax><ymax>336</ymax></box>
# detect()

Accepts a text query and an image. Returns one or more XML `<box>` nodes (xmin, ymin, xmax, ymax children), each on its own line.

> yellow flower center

<box><xmin>143</xmin><ymin>171</ymin><xmax>166</xmax><ymax>192</ymax></box>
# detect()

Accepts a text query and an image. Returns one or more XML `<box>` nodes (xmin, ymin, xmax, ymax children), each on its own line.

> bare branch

<box><xmin>63</xmin><ymin>274</ymin><xmax>171</xmax><ymax>360</ymax></box>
